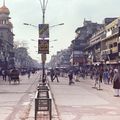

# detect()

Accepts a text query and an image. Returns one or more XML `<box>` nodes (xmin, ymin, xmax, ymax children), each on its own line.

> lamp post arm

<box><xmin>23</xmin><ymin>23</ymin><xmax>64</xmax><ymax>29</ymax></box>
<box><xmin>23</xmin><ymin>23</ymin><xmax>37</xmax><ymax>28</ymax></box>
<box><xmin>50</xmin><ymin>23</ymin><xmax>64</xmax><ymax>28</ymax></box>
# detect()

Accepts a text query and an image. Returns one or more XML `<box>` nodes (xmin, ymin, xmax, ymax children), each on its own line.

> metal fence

<box><xmin>35</xmin><ymin>83</ymin><xmax>52</xmax><ymax>120</ymax></box>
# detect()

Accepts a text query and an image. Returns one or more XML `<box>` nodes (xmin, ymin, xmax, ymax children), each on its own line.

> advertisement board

<box><xmin>38</xmin><ymin>39</ymin><xmax>49</xmax><ymax>54</ymax></box>
<box><xmin>39</xmin><ymin>24</ymin><xmax>49</xmax><ymax>38</ymax></box>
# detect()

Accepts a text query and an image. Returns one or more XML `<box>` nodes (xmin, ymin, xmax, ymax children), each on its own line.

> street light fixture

<box><xmin>23</xmin><ymin>22</ymin><xmax>64</xmax><ymax>84</ymax></box>
<box><xmin>23</xmin><ymin>23</ymin><xmax>64</xmax><ymax>29</ymax></box>
<box><xmin>50</xmin><ymin>39</ymin><xmax>57</xmax><ymax>42</ymax></box>
<box><xmin>23</xmin><ymin>23</ymin><xmax>37</xmax><ymax>28</ymax></box>
<box><xmin>50</xmin><ymin>23</ymin><xmax>64</xmax><ymax>28</ymax></box>
<box><xmin>31</xmin><ymin>39</ymin><xmax>58</xmax><ymax>42</ymax></box>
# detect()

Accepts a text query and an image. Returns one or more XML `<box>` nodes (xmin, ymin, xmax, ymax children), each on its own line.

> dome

<box><xmin>0</xmin><ymin>5</ymin><xmax>10</xmax><ymax>15</ymax></box>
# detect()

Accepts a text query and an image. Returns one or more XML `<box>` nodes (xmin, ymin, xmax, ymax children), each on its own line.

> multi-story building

<box><xmin>70</xmin><ymin>20</ymin><xmax>102</xmax><ymax>66</ymax></box>
<box><xmin>85</xmin><ymin>17</ymin><xmax>120</xmax><ymax>65</ymax></box>
<box><xmin>0</xmin><ymin>2</ymin><xmax>14</xmax><ymax>69</ymax></box>
<box><xmin>85</xmin><ymin>27</ymin><xmax>106</xmax><ymax>65</ymax></box>
<box><xmin>101</xmin><ymin>17</ymin><xmax>120</xmax><ymax>64</ymax></box>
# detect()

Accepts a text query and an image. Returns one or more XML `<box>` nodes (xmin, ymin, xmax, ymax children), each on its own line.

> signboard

<box><xmin>39</xmin><ymin>24</ymin><xmax>49</xmax><ymax>38</ymax></box>
<box><xmin>38</xmin><ymin>39</ymin><xmax>49</xmax><ymax>54</ymax></box>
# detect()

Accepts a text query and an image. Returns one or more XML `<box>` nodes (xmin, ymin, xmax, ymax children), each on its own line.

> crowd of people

<box><xmin>0</xmin><ymin>67</ymin><xmax>38</xmax><ymax>84</ymax></box>
<box><xmin>48</xmin><ymin>65</ymin><xmax>120</xmax><ymax>97</ymax></box>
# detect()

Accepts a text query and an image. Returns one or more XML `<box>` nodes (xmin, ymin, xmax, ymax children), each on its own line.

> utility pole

<box><xmin>39</xmin><ymin>0</ymin><xmax>48</xmax><ymax>84</ymax></box>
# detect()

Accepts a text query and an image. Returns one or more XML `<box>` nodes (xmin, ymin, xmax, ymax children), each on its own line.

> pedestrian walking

<box><xmin>27</xmin><ymin>70</ymin><xmax>31</xmax><ymax>78</ymax></box>
<box><xmin>103</xmin><ymin>69</ymin><xmax>110</xmax><ymax>84</ymax></box>
<box><xmin>93</xmin><ymin>68</ymin><xmax>99</xmax><ymax>88</ymax></box>
<box><xmin>50</xmin><ymin>68</ymin><xmax>54</xmax><ymax>82</ymax></box>
<box><xmin>53</xmin><ymin>69</ymin><xmax>59</xmax><ymax>82</ymax></box>
<box><xmin>74</xmin><ymin>69</ymin><xmax>80</xmax><ymax>82</ymax></box>
<box><xmin>2</xmin><ymin>69</ymin><xmax>7</xmax><ymax>81</ymax></box>
<box><xmin>7</xmin><ymin>69</ymin><xmax>11</xmax><ymax>82</ymax></box>
<box><xmin>109</xmin><ymin>69</ymin><xmax>114</xmax><ymax>84</ymax></box>
<box><xmin>113</xmin><ymin>69</ymin><xmax>120</xmax><ymax>97</ymax></box>
<box><xmin>90</xmin><ymin>70</ymin><xmax>94</xmax><ymax>80</ymax></box>
<box><xmin>98</xmin><ymin>68</ymin><xmax>103</xmax><ymax>90</ymax></box>
<box><xmin>68</xmin><ymin>70</ymin><xmax>74</xmax><ymax>85</ymax></box>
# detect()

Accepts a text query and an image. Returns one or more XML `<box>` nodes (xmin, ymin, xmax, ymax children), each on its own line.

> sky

<box><xmin>0</xmin><ymin>0</ymin><xmax>120</xmax><ymax>62</ymax></box>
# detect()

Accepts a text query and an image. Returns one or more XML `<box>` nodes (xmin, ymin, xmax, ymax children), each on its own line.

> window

<box><xmin>113</xmin><ymin>42</ymin><xmax>117</xmax><ymax>47</ymax></box>
<box><xmin>109</xmin><ymin>44</ymin><xmax>113</xmax><ymax>48</ymax></box>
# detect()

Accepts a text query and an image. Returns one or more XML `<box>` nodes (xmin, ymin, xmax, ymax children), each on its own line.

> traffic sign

<box><xmin>38</xmin><ymin>39</ymin><xmax>49</xmax><ymax>54</ymax></box>
<box><xmin>39</xmin><ymin>24</ymin><xmax>49</xmax><ymax>38</ymax></box>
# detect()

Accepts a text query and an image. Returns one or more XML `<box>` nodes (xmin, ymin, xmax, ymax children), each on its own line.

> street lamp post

<box><xmin>24</xmin><ymin>22</ymin><xmax>64</xmax><ymax>84</ymax></box>
<box><xmin>39</xmin><ymin>0</ymin><xmax>48</xmax><ymax>84</ymax></box>
<box><xmin>23</xmin><ymin>7</ymin><xmax>64</xmax><ymax>84</ymax></box>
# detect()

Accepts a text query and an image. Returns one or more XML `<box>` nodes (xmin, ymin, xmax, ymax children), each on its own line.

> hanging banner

<box><xmin>38</xmin><ymin>39</ymin><xmax>49</xmax><ymax>54</ymax></box>
<box><xmin>39</xmin><ymin>24</ymin><xmax>49</xmax><ymax>38</ymax></box>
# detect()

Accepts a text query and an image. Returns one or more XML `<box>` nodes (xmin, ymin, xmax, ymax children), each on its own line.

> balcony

<box><xmin>101</xmin><ymin>33</ymin><xmax>106</xmax><ymax>39</ymax></box>
<box><xmin>112</xmin><ymin>27</ymin><xmax>119</xmax><ymax>35</ymax></box>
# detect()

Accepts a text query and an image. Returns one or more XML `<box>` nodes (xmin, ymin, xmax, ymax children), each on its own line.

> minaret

<box><xmin>0</xmin><ymin>0</ymin><xmax>12</xmax><ymax>29</ymax></box>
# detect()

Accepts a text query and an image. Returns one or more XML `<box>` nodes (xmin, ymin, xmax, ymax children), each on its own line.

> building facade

<box><xmin>85</xmin><ymin>17</ymin><xmax>120</xmax><ymax>66</ymax></box>
<box><xmin>70</xmin><ymin>20</ymin><xmax>103</xmax><ymax>66</ymax></box>
<box><xmin>101</xmin><ymin>17</ymin><xmax>120</xmax><ymax>64</ymax></box>
<box><xmin>48</xmin><ymin>47</ymin><xmax>72</xmax><ymax>69</ymax></box>
<box><xmin>0</xmin><ymin>2</ymin><xmax>14</xmax><ymax>69</ymax></box>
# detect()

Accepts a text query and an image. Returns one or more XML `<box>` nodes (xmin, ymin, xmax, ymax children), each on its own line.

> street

<box><xmin>49</xmin><ymin>76</ymin><xmax>120</xmax><ymax>120</ymax></box>
<box><xmin>0</xmin><ymin>71</ymin><xmax>40</xmax><ymax>120</ymax></box>
<box><xmin>1</xmin><ymin>73</ymin><xmax>120</xmax><ymax>120</ymax></box>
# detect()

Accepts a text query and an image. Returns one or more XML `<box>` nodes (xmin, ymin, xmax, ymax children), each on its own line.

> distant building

<box><xmin>103</xmin><ymin>17</ymin><xmax>117</xmax><ymax>26</ymax></box>
<box><xmin>70</xmin><ymin>19</ymin><xmax>103</xmax><ymax>66</ymax></box>
<box><xmin>48</xmin><ymin>47</ymin><xmax>72</xmax><ymax>69</ymax></box>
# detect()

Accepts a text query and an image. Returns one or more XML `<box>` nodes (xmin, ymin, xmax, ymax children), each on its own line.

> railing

<box><xmin>35</xmin><ymin>83</ymin><xmax>52</xmax><ymax>120</ymax></box>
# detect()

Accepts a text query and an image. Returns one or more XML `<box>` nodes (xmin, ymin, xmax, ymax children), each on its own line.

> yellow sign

<box><xmin>38</xmin><ymin>39</ymin><xmax>49</xmax><ymax>54</ymax></box>
<box><xmin>111</xmin><ymin>47</ymin><xmax>118</xmax><ymax>53</ymax></box>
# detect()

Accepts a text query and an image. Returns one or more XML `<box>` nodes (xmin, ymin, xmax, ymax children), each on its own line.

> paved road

<box><xmin>1</xmin><ymin>73</ymin><xmax>120</xmax><ymax>120</ymax></box>
<box><xmin>0</xmin><ymin>72</ymin><xmax>40</xmax><ymax>120</ymax></box>
<box><xmin>49</xmin><ymin>76</ymin><xmax>120</xmax><ymax>120</ymax></box>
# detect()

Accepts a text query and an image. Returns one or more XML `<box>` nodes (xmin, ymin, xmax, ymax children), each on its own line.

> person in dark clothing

<box><xmin>53</xmin><ymin>69</ymin><xmax>59</xmax><ymax>82</ymax></box>
<box><xmin>68</xmin><ymin>70</ymin><xmax>74</xmax><ymax>85</ymax></box>
<box><xmin>2</xmin><ymin>69</ymin><xmax>7</xmax><ymax>81</ymax></box>
<box><xmin>27</xmin><ymin>70</ymin><xmax>31</xmax><ymax>78</ymax></box>
<box><xmin>50</xmin><ymin>69</ymin><xmax>54</xmax><ymax>82</ymax></box>
<box><xmin>113</xmin><ymin>69</ymin><xmax>120</xmax><ymax>97</ymax></box>
<box><xmin>110</xmin><ymin>69</ymin><xmax>114</xmax><ymax>84</ymax></box>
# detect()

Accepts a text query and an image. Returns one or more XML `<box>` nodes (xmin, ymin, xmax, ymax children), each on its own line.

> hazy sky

<box><xmin>1</xmin><ymin>0</ymin><xmax>120</xmax><ymax>62</ymax></box>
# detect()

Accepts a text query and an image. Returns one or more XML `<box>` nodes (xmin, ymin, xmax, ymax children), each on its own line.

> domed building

<box><xmin>0</xmin><ymin>0</ymin><xmax>14</xmax><ymax>70</ymax></box>
<box><xmin>0</xmin><ymin>4</ymin><xmax>10</xmax><ymax>15</ymax></box>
